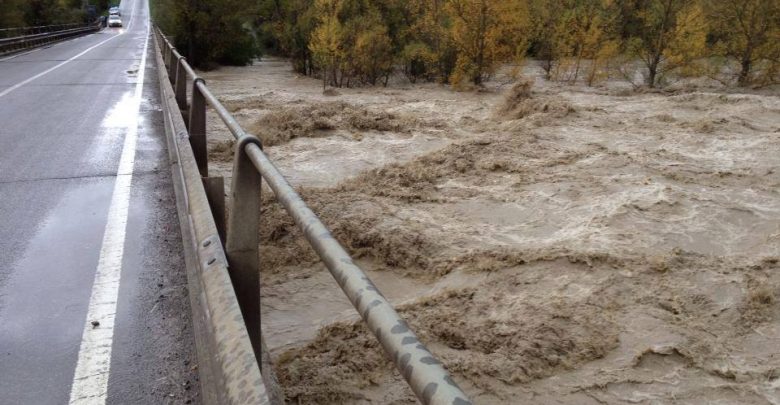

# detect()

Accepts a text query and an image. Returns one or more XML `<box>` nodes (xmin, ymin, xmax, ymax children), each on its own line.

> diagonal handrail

<box><xmin>154</xmin><ymin>27</ymin><xmax>473</xmax><ymax>405</ymax></box>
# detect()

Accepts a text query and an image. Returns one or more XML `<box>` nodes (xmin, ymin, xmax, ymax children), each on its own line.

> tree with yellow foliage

<box><xmin>528</xmin><ymin>0</ymin><xmax>567</xmax><ymax>80</ymax></box>
<box><xmin>706</xmin><ymin>0</ymin><xmax>780</xmax><ymax>86</ymax></box>
<box><xmin>309</xmin><ymin>0</ymin><xmax>345</xmax><ymax>89</ymax></box>
<box><xmin>625</xmin><ymin>0</ymin><xmax>708</xmax><ymax>87</ymax></box>
<box><xmin>349</xmin><ymin>15</ymin><xmax>394</xmax><ymax>85</ymax></box>
<box><xmin>529</xmin><ymin>0</ymin><xmax>618</xmax><ymax>86</ymax></box>
<box><xmin>447</xmin><ymin>0</ymin><xmax>531</xmax><ymax>87</ymax></box>
<box><xmin>400</xmin><ymin>0</ymin><xmax>456</xmax><ymax>83</ymax></box>
<box><xmin>555</xmin><ymin>0</ymin><xmax>620</xmax><ymax>85</ymax></box>
<box><xmin>578</xmin><ymin>2</ymin><xmax>620</xmax><ymax>86</ymax></box>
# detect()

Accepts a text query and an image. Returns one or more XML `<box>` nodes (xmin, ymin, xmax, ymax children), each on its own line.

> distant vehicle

<box><xmin>108</xmin><ymin>15</ymin><xmax>122</xmax><ymax>27</ymax></box>
<box><xmin>109</xmin><ymin>7</ymin><xmax>120</xmax><ymax>16</ymax></box>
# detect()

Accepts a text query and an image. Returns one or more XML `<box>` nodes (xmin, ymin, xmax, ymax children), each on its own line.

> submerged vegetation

<box><xmin>156</xmin><ymin>0</ymin><xmax>779</xmax><ymax>87</ymax></box>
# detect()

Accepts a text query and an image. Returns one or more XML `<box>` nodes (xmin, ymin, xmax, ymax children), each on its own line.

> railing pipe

<box><xmin>195</xmin><ymin>82</ymin><xmax>247</xmax><ymax>140</ymax></box>
<box><xmin>182</xmin><ymin>62</ymin><xmax>198</xmax><ymax>82</ymax></box>
<box><xmin>156</xmin><ymin>26</ymin><xmax>473</xmax><ymax>405</ymax></box>
<box><xmin>242</xmin><ymin>142</ymin><xmax>472</xmax><ymax>405</ymax></box>
<box><xmin>153</xmin><ymin>32</ymin><xmax>275</xmax><ymax>404</ymax></box>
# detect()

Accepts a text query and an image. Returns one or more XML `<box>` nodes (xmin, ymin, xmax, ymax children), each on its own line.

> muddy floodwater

<box><xmin>201</xmin><ymin>59</ymin><xmax>780</xmax><ymax>404</ymax></box>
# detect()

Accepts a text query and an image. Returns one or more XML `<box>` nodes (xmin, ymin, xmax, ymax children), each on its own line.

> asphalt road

<box><xmin>0</xmin><ymin>1</ymin><xmax>199</xmax><ymax>403</ymax></box>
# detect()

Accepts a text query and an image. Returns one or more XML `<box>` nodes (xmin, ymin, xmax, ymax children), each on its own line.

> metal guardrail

<box><xmin>153</xmin><ymin>32</ymin><xmax>276</xmax><ymax>405</ymax></box>
<box><xmin>154</xmin><ymin>27</ymin><xmax>473</xmax><ymax>405</ymax></box>
<box><xmin>0</xmin><ymin>22</ymin><xmax>101</xmax><ymax>56</ymax></box>
<box><xmin>0</xmin><ymin>23</ymin><xmax>82</xmax><ymax>38</ymax></box>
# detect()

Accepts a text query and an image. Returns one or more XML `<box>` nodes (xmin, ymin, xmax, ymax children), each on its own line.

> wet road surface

<box><xmin>0</xmin><ymin>1</ymin><xmax>199</xmax><ymax>403</ymax></box>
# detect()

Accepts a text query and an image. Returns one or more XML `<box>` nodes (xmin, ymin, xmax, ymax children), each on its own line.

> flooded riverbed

<box><xmin>202</xmin><ymin>58</ymin><xmax>780</xmax><ymax>404</ymax></box>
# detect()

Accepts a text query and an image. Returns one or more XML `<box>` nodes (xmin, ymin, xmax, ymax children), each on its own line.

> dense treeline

<box><xmin>258</xmin><ymin>0</ymin><xmax>534</xmax><ymax>87</ymax></box>
<box><xmin>152</xmin><ymin>0</ymin><xmax>260</xmax><ymax>67</ymax></box>
<box><xmin>153</xmin><ymin>0</ymin><xmax>780</xmax><ymax>87</ymax></box>
<box><xmin>0</xmin><ymin>0</ymin><xmax>114</xmax><ymax>28</ymax></box>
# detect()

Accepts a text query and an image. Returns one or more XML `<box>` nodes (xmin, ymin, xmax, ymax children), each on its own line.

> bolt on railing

<box><xmin>155</xmin><ymin>28</ymin><xmax>473</xmax><ymax>405</ymax></box>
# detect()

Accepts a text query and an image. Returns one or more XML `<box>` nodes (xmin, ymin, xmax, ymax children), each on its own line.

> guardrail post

<box><xmin>167</xmin><ymin>46</ymin><xmax>176</xmax><ymax>80</ymax></box>
<box><xmin>189</xmin><ymin>79</ymin><xmax>208</xmax><ymax>177</ymax></box>
<box><xmin>153</xmin><ymin>22</ymin><xmax>470</xmax><ymax>404</ymax></box>
<box><xmin>225</xmin><ymin>137</ymin><xmax>261</xmax><ymax>332</ymax></box>
<box><xmin>175</xmin><ymin>57</ymin><xmax>188</xmax><ymax>112</ymax></box>
<box><xmin>161</xmin><ymin>36</ymin><xmax>167</xmax><ymax>64</ymax></box>
<box><xmin>164</xmin><ymin>43</ymin><xmax>172</xmax><ymax>72</ymax></box>
<box><xmin>225</xmin><ymin>136</ymin><xmax>261</xmax><ymax>345</ymax></box>
<box><xmin>225</xmin><ymin>136</ymin><xmax>284</xmax><ymax>403</ymax></box>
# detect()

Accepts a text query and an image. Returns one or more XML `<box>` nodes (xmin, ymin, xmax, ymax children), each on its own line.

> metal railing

<box><xmin>0</xmin><ymin>23</ymin><xmax>82</xmax><ymax>38</ymax></box>
<box><xmin>0</xmin><ymin>22</ymin><xmax>101</xmax><ymax>56</ymax></box>
<box><xmin>154</xmin><ymin>28</ymin><xmax>473</xmax><ymax>405</ymax></box>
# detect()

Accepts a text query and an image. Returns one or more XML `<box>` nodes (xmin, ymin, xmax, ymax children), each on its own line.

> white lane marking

<box><xmin>0</xmin><ymin>27</ymin><xmax>94</xmax><ymax>63</ymax></box>
<box><xmin>67</xmin><ymin>18</ymin><xmax>149</xmax><ymax>405</ymax></box>
<box><xmin>0</xmin><ymin>33</ymin><xmax>123</xmax><ymax>98</ymax></box>
<box><xmin>0</xmin><ymin>31</ymin><xmax>95</xmax><ymax>63</ymax></box>
<box><xmin>0</xmin><ymin>0</ymin><xmax>140</xmax><ymax>97</ymax></box>
<box><xmin>125</xmin><ymin>0</ymin><xmax>139</xmax><ymax>31</ymax></box>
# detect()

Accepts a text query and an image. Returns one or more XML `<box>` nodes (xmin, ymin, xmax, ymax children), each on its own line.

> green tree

<box><xmin>706</xmin><ymin>0</ymin><xmax>780</xmax><ymax>86</ymax></box>
<box><xmin>0</xmin><ymin>0</ymin><xmax>26</xmax><ymax>29</ymax></box>
<box><xmin>625</xmin><ymin>0</ymin><xmax>708</xmax><ymax>87</ymax></box>
<box><xmin>251</xmin><ymin>0</ymin><xmax>322</xmax><ymax>74</ymax></box>
<box><xmin>573</xmin><ymin>1</ymin><xmax>616</xmax><ymax>84</ymax></box>
<box><xmin>23</xmin><ymin>0</ymin><xmax>63</xmax><ymax>26</ymax></box>
<box><xmin>351</xmin><ymin>20</ymin><xmax>394</xmax><ymax>85</ymax></box>
<box><xmin>278</xmin><ymin>0</ymin><xmax>318</xmax><ymax>75</ymax></box>
<box><xmin>153</xmin><ymin>0</ymin><xmax>259</xmax><ymax>68</ymax></box>
<box><xmin>538</xmin><ymin>0</ymin><xmax>619</xmax><ymax>85</ymax></box>
<box><xmin>528</xmin><ymin>0</ymin><xmax>567</xmax><ymax>80</ymax></box>
<box><xmin>400</xmin><ymin>0</ymin><xmax>456</xmax><ymax>83</ymax></box>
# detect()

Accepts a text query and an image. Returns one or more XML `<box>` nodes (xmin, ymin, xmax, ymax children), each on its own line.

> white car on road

<box><xmin>108</xmin><ymin>15</ymin><xmax>122</xmax><ymax>27</ymax></box>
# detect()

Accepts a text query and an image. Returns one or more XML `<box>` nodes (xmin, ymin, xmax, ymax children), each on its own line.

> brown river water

<box><xmin>202</xmin><ymin>59</ymin><xmax>780</xmax><ymax>404</ymax></box>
